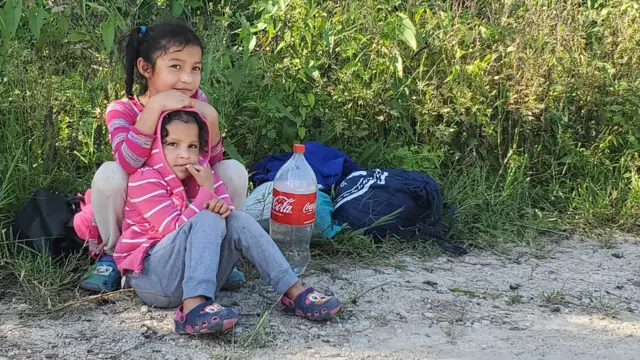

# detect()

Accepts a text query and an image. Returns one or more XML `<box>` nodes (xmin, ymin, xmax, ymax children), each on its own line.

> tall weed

<box><xmin>0</xmin><ymin>0</ymin><xmax>638</xmax><ymax>251</ymax></box>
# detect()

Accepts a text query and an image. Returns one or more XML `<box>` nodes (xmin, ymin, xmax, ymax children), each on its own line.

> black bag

<box><xmin>333</xmin><ymin>169</ymin><xmax>466</xmax><ymax>255</ymax></box>
<box><xmin>11</xmin><ymin>188</ymin><xmax>85</xmax><ymax>260</ymax></box>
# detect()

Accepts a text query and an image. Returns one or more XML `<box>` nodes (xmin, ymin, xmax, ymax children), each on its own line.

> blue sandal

<box><xmin>221</xmin><ymin>266</ymin><xmax>245</xmax><ymax>291</ymax></box>
<box><xmin>80</xmin><ymin>254</ymin><xmax>121</xmax><ymax>293</ymax></box>
<box><xmin>280</xmin><ymin>287</ymin><xmax>341</xmax><ymax>321</ymax></box>
<box><xmin>174</xmin><ymin>300</ymin><xmax>238</xmax><ymax>334</ymax></box>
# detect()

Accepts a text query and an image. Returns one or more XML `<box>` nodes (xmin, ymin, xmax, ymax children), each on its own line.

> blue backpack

<box><xmin>333</xmin><ymin>169</ymin><xmax>465</xmax><ymax>255</ymax></box>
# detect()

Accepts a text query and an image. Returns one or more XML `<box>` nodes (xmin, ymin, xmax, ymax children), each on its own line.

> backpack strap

<box><xmin>416</xmin><ymin>201</ymin><xmax>467</xmax><ymax>256</ymax></box>
<box><xmin>441</xmin><ymin>202</ymin><xmax>455</xmax><ymax>239</ymax></box>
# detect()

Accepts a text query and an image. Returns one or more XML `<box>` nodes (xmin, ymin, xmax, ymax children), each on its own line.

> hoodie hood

<box><xmin>146</xmin><ymin>108</ymin><xmax>211</xmax><ymax>200</ymax></box>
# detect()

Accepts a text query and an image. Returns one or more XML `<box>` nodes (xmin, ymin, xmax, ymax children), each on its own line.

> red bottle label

<box><xmin>271</xmin><ymin>189</ymin><xmax>317</xmax><ymax>226</ymax></box>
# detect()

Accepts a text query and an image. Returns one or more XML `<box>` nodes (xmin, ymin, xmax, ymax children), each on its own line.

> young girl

<box><xmin>81</xmin><ymin>21</ymin><xmax>247</xmax><ymax>292</ymax></box>
<box><xmin>117</xmin><ymin>108</ymin><xmax>341</xmax><ymax>334</ymax></box>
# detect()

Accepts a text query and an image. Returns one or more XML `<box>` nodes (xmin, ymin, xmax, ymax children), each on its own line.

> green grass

<box><xmin>0</xmin><ymin>233</ymin><xmax>87</xmax><ymax>307</ymax></box>
<box><xmin>0</xmin><ymin>0</ymin><xmax>639</xmax><ymax>307</ymax></box>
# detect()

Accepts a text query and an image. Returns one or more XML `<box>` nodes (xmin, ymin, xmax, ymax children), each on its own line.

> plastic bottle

<box><xmin>269</xmin><ymin>144</ymin><xmax>317</xmax><ymax>276</ymax></box>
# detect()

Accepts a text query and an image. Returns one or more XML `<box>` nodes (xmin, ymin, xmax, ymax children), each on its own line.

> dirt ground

<box><xmin>1</xmin><ymin>234</ymin><xmax>639</xmax><ymax>360</ymax></box>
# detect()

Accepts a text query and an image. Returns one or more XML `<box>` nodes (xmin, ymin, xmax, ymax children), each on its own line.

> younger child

<box><xmin>115</xmin><ymin>109</ymin><xmax>341</xmax><ymax>333</ymax></box>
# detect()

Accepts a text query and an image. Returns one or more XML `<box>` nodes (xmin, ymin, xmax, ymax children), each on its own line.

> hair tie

<box><xmin>139</xmin><ymin>26</ymin><xmax>147</xmax><ymax>34</ymax></box>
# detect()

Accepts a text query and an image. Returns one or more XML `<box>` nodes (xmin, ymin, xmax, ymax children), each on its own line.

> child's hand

<box><xmin>190</xmin><ymin>99</ymin><xmax>221</xmax><ymax>145</ymax></box>
<box><xmin>186</xmin><ymin>164</ymin><xmax>214</xmax><ymax>191</ymax></box>
<box><xmin>203</xmin><ymin>198</ymin><xmax>231</xmax><ymax>218</ymax></box>
<box><xmin>190</xmin><ymin>99</ymin><xmax>218</xmax><ymax>124</ymax></box>
<box><xmin>148</xmin><ymin>90</ymin><xmax>192</xmax><ymax>113</ymax></box>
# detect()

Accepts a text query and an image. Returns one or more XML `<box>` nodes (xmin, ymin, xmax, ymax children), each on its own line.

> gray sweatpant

<box><xmin>91</xmin><ymin>160</ymin><xmax>248</xmax><ymax>254</ymax></box>
<box><xmin>128</xmin><ymin>211</ymin><xmax>298</xmax><ymax>308</ymax></box>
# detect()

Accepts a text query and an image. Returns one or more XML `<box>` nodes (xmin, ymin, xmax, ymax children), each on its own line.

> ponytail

<box><xmin>119</xmin><ymin>26</ymin><xmax>145</xmax><ymax>98</ymax></box>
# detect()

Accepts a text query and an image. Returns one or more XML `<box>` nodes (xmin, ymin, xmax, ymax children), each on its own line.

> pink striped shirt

<box><xmin>105</xmin><ymin>89</ymin><xmax>224</xmax><ymax>175</ymax></box>
<box><xmin>113</xmin><ymin>108</ymin><xmax>234</xmax><ymax>275</ymax></box>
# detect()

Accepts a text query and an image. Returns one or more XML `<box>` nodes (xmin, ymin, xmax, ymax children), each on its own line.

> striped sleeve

<box><xmin>195</xmin><ymin>88</ymin><xmax>208</xmax><ymax>102</ymax></box>
<box><xmin>195</xmin><ymin>89</ymin><xmax>225</xmax><ymax>165</ymax></box>
<box><xmin>105</xmin><ymin>101</ymin><xmax>155</xmax><ymax>175</ymax></box>
<box><xmin>128</xmin><ymin>171</ymin><xmax>217</xmax><ymax>237</ymax></box>
<box><xmin>209</xmin><ymin>138</ymin><xmax>224</xmax><ymax>165</ymax></box>
<box><xmin>212</xmin><ymin>172</ymin><xmax>235</xmax><ymax>211</ymax></box>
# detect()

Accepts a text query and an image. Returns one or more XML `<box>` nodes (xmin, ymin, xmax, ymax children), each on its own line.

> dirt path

<box><xmin>1</xmin><ymin>235</ymin><xmax>639</xmax><ymax>359</ymax></box>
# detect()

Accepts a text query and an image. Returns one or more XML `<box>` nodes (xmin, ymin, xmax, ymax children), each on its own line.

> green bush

<box><xmin>1</xmin><ymin>0</ymin><xmax>639</xmax><ymax>244</ymax></box>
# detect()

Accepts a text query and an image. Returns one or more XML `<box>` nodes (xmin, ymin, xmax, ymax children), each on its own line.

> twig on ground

<box><xmin>0</xmin><ymin>289</ymin><xmax>134</xmax><ymax>316</ymax></box>
<box><xmin>349</xmin><ymin>281</ymin><xmax>393</xmax><ymax>305</ymax></box>
<box><xmin>449</xmin><ymin>288</ymin><xmax>503</xmax><ymax>300</ymax></box>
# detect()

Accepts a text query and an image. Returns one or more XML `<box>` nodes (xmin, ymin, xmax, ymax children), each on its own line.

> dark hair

<box><xmin>119</xmin><ymin>21</ymin><xmax>204</xmax><ymax>97</ymax></box>
<box><xmin>161</xmin><ymin>110</ymin><xmax>209</xmax><ymax>151</ymax></box>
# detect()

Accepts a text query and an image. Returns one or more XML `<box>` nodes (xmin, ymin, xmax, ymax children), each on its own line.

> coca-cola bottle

<box><xmin>270</xmin><ymin>144</ymin><xmax>317</xmax><ymax>276</ymax></box>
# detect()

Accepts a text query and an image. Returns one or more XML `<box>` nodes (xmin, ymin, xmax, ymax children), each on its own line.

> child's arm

<box><xmin>203</xmin><ymin>170</ymin><xmax>236</xmax><ymax>217</ymax></box>
<box><xmin>128</xmin><ymin>170</ymin><xmax>218</xmax><ymax>237</ymax></box>
<box><xmin>106</xmin><ymin>102</ymin><xmax>156</xmax><ymax>175</ymax></box>
<box><xmin>191</xmin><ymin>89</ymin><xmax>224</xmax><ymax>165</ymax></box>
<box><xmin>106</xmin><ymin>92</ymin><xmax>195</xmax><ymax>175</ymax></box>
<box><xmin>212</xmin><ymin>171</ymin><xmax>234</xmax><ymax>210</ymax></box>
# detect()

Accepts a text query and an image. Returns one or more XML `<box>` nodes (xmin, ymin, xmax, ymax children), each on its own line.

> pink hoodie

<box><xmin>113</xmin><ymin>108</ymin><xmax>234</xmax><ymax>275</ymax></box>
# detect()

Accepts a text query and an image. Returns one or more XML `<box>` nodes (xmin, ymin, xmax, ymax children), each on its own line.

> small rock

<box><xmin>472</xmin><ymin>322</ymin><xmax>482</xmax><ymax>329</ymax></box>
<box><xmin>550</xmin><ymin>305</ymin><xmax>562</xmax><ymax>313</ymax></box>
<box><xmin>438</xmin><ymin>321</ymin><xmax>450</xmax><ymax>328</ymax></box>
<box><xmin>615</xmin><ymin>285</ymin><xmax>624</xmax><ymax>290</ymax></box>
<box><xmin>423</xmin><ymin>312</ymin><xmax>434</xmax><ymax>318</ymax></box>
<box><xmin>310</xmin><ymin>327</ymin><xmax>319</xmax><ymax>335</ymax></box>
<box><xmin>481</xmin><ymin>320</ymin><xmax>491</xmax><ymax>326</ymax></box>
<box><xmin>140</xmin><ymin>305</ymin><xmax>149</xmax><ymax>314</ymax></box>
<box><xmin>509</xmin><ymin>283</ymin><xmax>521</xmax><ymax>291</ymax></box>
<box><xmin>423</xmin><ymin>280</ymin><xmax>438</xmax><ymax>287</ymax></box>
<box><xmin>611</xmin><ymin>252</ymin><xmax>624</xmax><ymax>259</ymax></box>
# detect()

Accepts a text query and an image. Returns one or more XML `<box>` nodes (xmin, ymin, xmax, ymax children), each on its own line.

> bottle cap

<box><xmin>293</xmin><ymin>144</ymin><xmax>305</xmax><ymax>153</ymax></box>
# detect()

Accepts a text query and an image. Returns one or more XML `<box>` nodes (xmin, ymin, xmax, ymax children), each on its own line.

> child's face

<box><xmin>141</xmin><ymin>45</ymin><xmax>203</xmax><ymax>98</ymax></box>
<box><xmin>162</xmin><ymin>121</ymin><xmax>201</xmax><ymax>180</ymax></box>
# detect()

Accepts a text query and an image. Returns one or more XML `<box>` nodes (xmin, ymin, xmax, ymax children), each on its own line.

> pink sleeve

<box><xmin>195</xmin><ymin>89</ymin><xmax>225</xmax><ymax>166</ymax></box>
<box><xmin>128</xmin><ymin>171</ymin><xmax>217</xmax><ymax>237</ymax></box>
<box><xmin>208</xmin><ymin>139</ymin><xmax>224</xmax><ymax>165</ymax></box>
<box><xmin>212</xmin><ymin>172</ymin><xmax>235</xmax><ymax>210</ymax></box>
<box><xmin>195</xmin><ymin>88</ymin><xmax>208</xmax><ymax>102</ymax></box>
<box><xmin>106</xmin><ymin>101</ymin><xmax>155</xmax><ymax>175</ymax></box>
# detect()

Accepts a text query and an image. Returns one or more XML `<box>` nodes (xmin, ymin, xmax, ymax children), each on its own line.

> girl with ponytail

<box><xmin>81</xmin><ymin>21</ymin><xmax>248</xmax><ymax>293</ymax></box>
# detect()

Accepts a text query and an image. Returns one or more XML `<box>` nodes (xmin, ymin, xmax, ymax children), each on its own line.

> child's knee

<box><xmin>194</xmin><ymin>210</ymin><xmax>223</xmax><ymax>223</ymax></box>
<box><xmin>227</xmin><ymin>211</ymin><xmax>254</xmax><ymax>225</ymax></box>
<box><xmin>214</xmin><ymin>160</ymin><xmax>248</xmax><ymax>191</ymax></box>
<box><xmin>192</xmin><ymin>211</ymin><xmax>227</xmax><ymax>233</ymax></box>
<box><xmin>92</xmin><ymin>162</ymin><xmax>128</xmax><ymax>196</ymax></box>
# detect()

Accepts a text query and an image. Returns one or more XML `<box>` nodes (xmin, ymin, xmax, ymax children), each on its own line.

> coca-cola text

<box><xmin>271</xmin><ymin>189</ymin><xmax>317</xmax><ymax>226</ymax></box>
